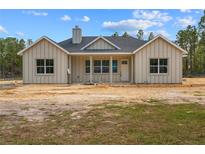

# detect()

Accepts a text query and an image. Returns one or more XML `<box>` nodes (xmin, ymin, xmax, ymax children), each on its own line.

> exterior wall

<box><xmin>22</xmin><ymin>39</ymin><xmax>68</xmax><ymax>83</ymax></box>
<box><xmin>71</xmin><ymin>55</ymin><xmax>131</xmax><ymax>83</ymax></box>
<box><xmin>134</xmin><ymin>38</ymin><xmax>183</xmax><ymax>83</ymax></box>
<box><xmin>86</xmin><ymin>39</ymin><xmax>116</xmax><ymax>50</ymax></box>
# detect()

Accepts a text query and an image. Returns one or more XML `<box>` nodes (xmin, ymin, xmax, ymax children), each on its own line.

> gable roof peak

<box><xmin>80</xmin><ymin>35</ymin><xmax>121</xmax><ymax>50</ymax></box>
<box><xmin>17</xmin><ymin>36</ymin><xmax>69</xmax><ymax>56</ymax></box>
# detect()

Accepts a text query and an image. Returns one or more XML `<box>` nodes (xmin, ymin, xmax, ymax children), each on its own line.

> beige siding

<box><xmin>86</xmin><ymin>39</ymin><xmax>116</xmax><ymax>50</ymax></box>
<box><xmin>134</xmin><ymin>37</ymin><xmax>183</xmax><ymax>83</ymax></box>
<box><xmin>22</xmin><ymin>39</ymin><xmax>68</xmax><ymax>83</ymax></box>
<box><xmin>71</xmin><ymin>55</ymin><xmax>131</xmax><ymax>83</ymax></box>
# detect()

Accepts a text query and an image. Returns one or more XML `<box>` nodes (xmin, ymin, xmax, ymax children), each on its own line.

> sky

<box><xmin>0</xmin><ymin>9</ymin><xmax>204</xmax><ymax>42</ymax></box>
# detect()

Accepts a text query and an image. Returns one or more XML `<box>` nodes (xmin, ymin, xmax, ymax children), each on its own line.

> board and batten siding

<box><xmin>134</xmin><ymin>37</ymin><xmax>183</xmax><ymax>83</ymax></box>
<box><xmin>71</xmin><ymin>55</ymin><xmax>131</xmax><ymax>83</ymax></box>
<box><xmin>86</xmin><ymin>39</ymin><xmax>116</xmax><ymax>50</ymax></box>
<box><xmin>22</xmin><ymin>39</ymin><xmax>68</xmax><ymax>83</ymax></box>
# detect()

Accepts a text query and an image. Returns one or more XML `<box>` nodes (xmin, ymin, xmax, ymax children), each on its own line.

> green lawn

<box><xmin>0</xmin><ymin>102</ymin><xmax>205</xmax><ymax>144</ymax></box>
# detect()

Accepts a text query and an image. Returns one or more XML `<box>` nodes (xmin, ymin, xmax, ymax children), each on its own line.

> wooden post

<box><xmin>69</xmin><ymin>56</ymin><xmax>72</xmax><ymax>84</ymax></box>
<box><xmin>110</xmin><ymin>56</ymin><xmax>113</xmax><ymax>83</ymax></box>
<box><xmin>131</xmin><ymin>55</ymin><xmax>133</xmax><ymax>83</ymax></box>
<box><xmin>90</xmin><ymin>56</ymin><xmax>93</xmax><ymax>83</ymax></box>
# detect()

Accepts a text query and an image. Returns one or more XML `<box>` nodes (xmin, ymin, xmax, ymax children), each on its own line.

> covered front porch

<box><xmin>68</xmin><ymin>55</ymin><xmax>134</xmax><ymax>84</ymax></box>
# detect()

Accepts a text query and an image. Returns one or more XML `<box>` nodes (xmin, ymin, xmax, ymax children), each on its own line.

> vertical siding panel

<box><xmin>164</xmin><ymin>42</ymin><xmax>168</xmax><ymax>83</ymax></box>
<box><xmin>134</xmin><ymin>54</ymin><xmax>138</xmax><ymax>83</ymax></box>
<box><xmin>142</xmin><ymin>48</ymin><xmax>146</xmax><ymax>83</ymax></box>
<box><xmin>23</xmin><ymin>55</ymin><xmax>25</xmax><ymax>83</ymax></box>
<box><xmin>44</xmin><ymin>41</ymin><xmax>48</xmax><ymax>83</ymax></box>
<box><xmin>150</xmin><ymin>41</ymin><xmax>155</xmax><ymax>83</ymax></box>
<box><xmin>175</xmin><ymin>49</ymin><xmax>180</xmax><ymax>83</ymax></box>
<box><xmin>32</xmin><ymin>45</ymin><xmax>36</xmax><ymax>83</ymax></box>
<box><xmin>138</xmin><ymin>51</ymin><xmax>142</xmax><ymax>83</ymax></box>
<box><xmin>24</xmin><ymin>52</ymin><xmax>28</xmax><ymax>83</ymax></box>
<box><xmin>179</xmin><ymin>52</ymin><xmax>183</xmax><ymax>82</ymax></box>
<box><xmin>171</xmin><ymin>46</ymin><xmax>175</xmax><ymax>83</ymax></box>
<box><xmin>167</xmin><ymin>44</ymin><xmax>172</xmax><ymax>83</ymax></box>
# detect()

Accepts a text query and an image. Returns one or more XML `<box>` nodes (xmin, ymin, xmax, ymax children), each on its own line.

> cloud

<box><xmin>180</xmin><ymin>9</ymin><xmax>191</xmax><ymax>13</ymax></box>
<box><xmin>133</xmin><ymin>10</ymin><xmax>172</xmax><ymax>22</ymax></box>
<box><xmin>0</xmin><ymin>25</ymin><xmax>7</xmax><ymax>34</ymax></box>
<box><xmin>195</xmin><ymin>10</ymin><xmax>201</xmax><ymax>14</ymax></box>
<box><xmin>60</xmin><ymin>15</ymin><xmax>71</xmax><ymax>21</ymax></box>
<box><xmin>22</xmin><ymin>10</ymin><xmax>48</xmax><ymax>16</ymax></box>
<box><xmin>102</xmin><ymin>19</ymin><xmax>163</xmax><ymax>31</ymax></box>
<box><xmin>81</xmin><ymin>16</ymin><xmax>90</xmax><ymax>22</ymax></box>
<box><xmin>176</xmin><ymin>16</ymin><xmax>196</xmax><ymax>28</ymax></box>
<box><xmin>154</xmin><ymin>30</ymin><xmax>170</xmax><ymax>37</ymax></box>
<box><xmin>16</xmin><ymin>32</ymin><xmax>24</xmax><ymax>37</ymax></box>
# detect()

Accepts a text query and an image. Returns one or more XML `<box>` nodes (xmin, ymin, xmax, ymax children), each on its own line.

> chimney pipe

<box><xmin>72</xmin><ymin>25</ymin><xmax>82</xmax><ymax>44</ymax></box>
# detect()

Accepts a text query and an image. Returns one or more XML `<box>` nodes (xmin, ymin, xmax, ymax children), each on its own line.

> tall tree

<box><xmin>176</xmin><ymin>25</ymin><xmax>198</xmax><ymax>74</ymax></box>
<box><xmin>0</xmin><ymin>37</ymin><xmax>25</xmax><ymax>78</ymax></box>
<box><xmin>136</xmin><ymin>29</ymin><xmax>144</xmax><ymax>40</ymax></box>
<box><xmin>112</xmin><ymin>32</ymin><xmax>119</xmax><ymax>37</ymax></box>
<box><xmin>148</xmin><ymin>32</ymin><xmax>154</xmax><ymax>41</ymax></box>
<box><xmin>122</xmin><ymin>32</ymin><xmax>129</xmax><ymax>37</ymax></box>
<box><xmin>197</xmin><ymin>10</ymin><xmax>205</xmax><ymax>73</ymax></box>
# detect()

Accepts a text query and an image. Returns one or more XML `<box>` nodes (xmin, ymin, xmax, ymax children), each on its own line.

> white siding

<box><xmin>134</xmin><ymin>37</ymin><xmax>183</xmax><ymax>83</ymax></box>
<box><xmin>22</xmin><ymin>39</ymin><xmax>68</xmax><ymax>83</ymax></box>
<box><xmin>71</xmin><ymin>55</ymin><xmax>131</xmax><ymax>83</ymax></box>
<box><xmin>86</xmin><ymin>39</ymin><xmax>116</xmax><ymax>50</ymax></box>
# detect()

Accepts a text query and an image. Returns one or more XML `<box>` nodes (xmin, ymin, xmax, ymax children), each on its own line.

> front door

<box><xmin>121</xmin><ymin>59</ymin><xmax>129</xmax><ymax>81</ymax></box>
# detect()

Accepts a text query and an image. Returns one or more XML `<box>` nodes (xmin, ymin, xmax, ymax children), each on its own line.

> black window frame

<box><xmin>85</xmin><ymin>60</ymin><xmax>90</xmax><ymax>73</ymax></box>
<box><xmin>150</xmin><ymin>58</ymin><xmax>168</xmax><ymax>74</ymax></box>
<box><xmin>36</xmin><ymin>59</ymin><xmax>54</xmax><ymax>74</ymax></box>
<box><xmin>112</xmin><ymin>60</ymin><xmax>118</xmax><ymax>73</ymax></box>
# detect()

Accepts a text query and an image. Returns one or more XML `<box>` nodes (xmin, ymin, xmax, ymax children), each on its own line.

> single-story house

<box><xmin>17</xmin><ymin>26</ymin><xmax>187</xmax><ymax>84</ymax></box>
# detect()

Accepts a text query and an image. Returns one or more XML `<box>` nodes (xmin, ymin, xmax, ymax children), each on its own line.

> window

<box><xmin>46</xmin><ymin>59</ymin><xmax>54</xmax><ymax>74</ymax></box>
<box><xmin>121</xmin><ymin>60</ymin><xmax>128</xmax><ymax>64</ymax></box>
<box><xmin>85</xmin><ymin>60</ymin><xmax>90</xmax><ymax>73</ymax></box>
<box><xmin>37</xmin><ymin>59</ymin><xmax>45</xmax><ymax>74</ymax></box>
<box><xmin>112</xmin><ymin>60</ymin><xmax>118</xmax><ymax>73</ymax></box>
<box><xmin>150</xmin><ymin>58</ymin><xmax>168</xmax><ymax>74</ymax></box>
<box><xmin>150</xmin><ymin>59</ymin><xmax>158</xmax><ymax>73</ymax></box>
<box><xmin>94</xmin><ymin>60</ymin><xmax>101</xmax><ymax>73</ymax></box>
<box><xmin>159</xmin><ymin>59</ymin><xmax>168</xmax><ymax>73</ymax></box>
<box><xmin>93</xmin><ymin>60</ymin><xmax>116</xmax><ymax>73</ymax></box>
<box><xmin>36</xmin><ymin>59</ymin><xmax>54</xmax><ymax>74</ymax></box>
<box><xmin>102</xmin><ymin>60</ymin><xmax>109</xmax><ymax>73</ymax></box>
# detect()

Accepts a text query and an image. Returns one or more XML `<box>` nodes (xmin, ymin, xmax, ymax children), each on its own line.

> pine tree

<box><xmin>148</xmin><ymin>32</ymin><xmax>154</xmax><ymax>41</ymax></box>
<box><xmin>136</xmin><ymin>29</ymin><xmax>144</xmax><ymax>40</ymax></box>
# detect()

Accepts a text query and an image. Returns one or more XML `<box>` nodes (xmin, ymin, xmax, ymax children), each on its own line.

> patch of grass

<box><xmin>0</xmin><ymin>103</ymin><xmax>204</xmax><ymax>144</ymax></box>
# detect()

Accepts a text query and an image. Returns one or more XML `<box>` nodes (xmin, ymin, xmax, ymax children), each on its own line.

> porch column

<box><xmin>110</xmin><ymin>56</ymin><xmax>113</xmax><ymax>83</ymax></box>
<box><xmin>131</xmin><ymin>55</ymin><xmax>134</xmax><ymax>83</ymax></box>
<box><xmin>69</xmin><ymin>56</ymin><xmax>72</xmax><ymax>84</ymax></box>
<box><xmin>90</xmin><ymin>56</ymin><xmax>93</xmax><ymax>83</ymax></box>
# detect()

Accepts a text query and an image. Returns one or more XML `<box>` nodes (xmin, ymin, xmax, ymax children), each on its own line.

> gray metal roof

<box><xmin>58</xmin><ymin>36</ymin><xmax>147</xmax><ymax>53</ymax></box>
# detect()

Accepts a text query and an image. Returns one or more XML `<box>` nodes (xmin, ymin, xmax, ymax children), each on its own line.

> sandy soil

<box><xmin>0</xmin><ymin>78</ymin><xmax>205</xmax><ymax>122</ymax></box>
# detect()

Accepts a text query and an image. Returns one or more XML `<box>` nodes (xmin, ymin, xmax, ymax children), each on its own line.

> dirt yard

<box><xmin>0</xmin><ymin>78</ymin><xmax>205</xmax><ymax>144</ymax></box>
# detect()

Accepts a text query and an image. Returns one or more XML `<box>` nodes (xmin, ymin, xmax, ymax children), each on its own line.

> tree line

<box><xmin>0</xmin><ymin>38</ymin><xmax>26</xmax><ymax>78</ymax></box>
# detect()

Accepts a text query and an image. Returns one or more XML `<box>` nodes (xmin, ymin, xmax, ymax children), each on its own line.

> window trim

<box><xmin>102</xmin><ymin>60</ymin><xmax>110</xmax><ymax>73</ymax></box>
<box><xmin>94</xmin><ymin>60</ymin><xmax>102</xmax><ymax>74</ymax></box>
<box><xmin>85</xmin><ymin>60</ymin><xmax>90</xmax><ymax>73</ymax></box>
<box><xmin>36</xmin><ymin>59</ymin><xmax>54</xmax><ymax>75</ymax></box>
<box><xmin>149</xmin><ymin>58</ymin><xmax>168</xmax><ymax>75</ymax></box>
<box><xmin>112</xmin><ymin>60</ymin><xmax>118</xmax><ymax>73</ymax></box>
